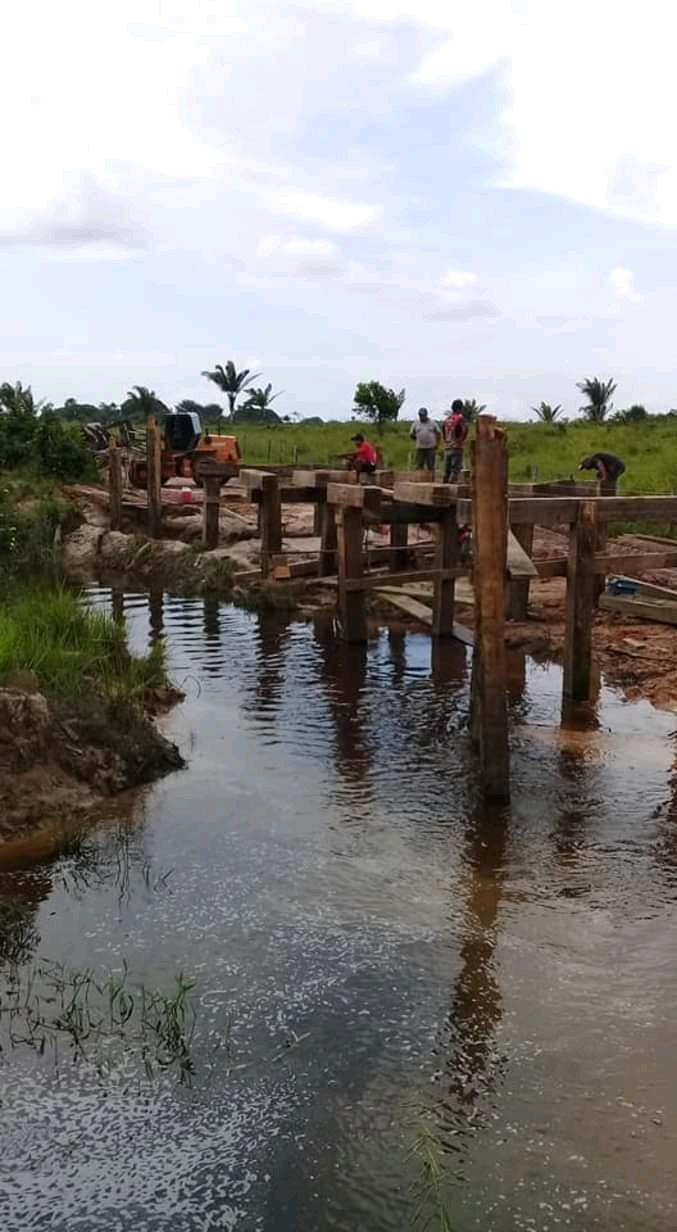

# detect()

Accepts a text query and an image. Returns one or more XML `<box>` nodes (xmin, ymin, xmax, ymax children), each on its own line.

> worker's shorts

<box><xmin>415</xmin><ymin>448</ymin><xmax>437</xmax><ymax>472</ymax></box>
<box><xmin>444</xmin><ymin>449</ymin><xmax>464</xmax><ymax>482</ymax></box>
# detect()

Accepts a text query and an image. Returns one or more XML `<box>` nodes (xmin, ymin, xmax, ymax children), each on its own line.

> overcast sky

<box><xmin>4</xmin><ymin>0</ymin><xmax>677</xmax><ymax>419</ymax></box>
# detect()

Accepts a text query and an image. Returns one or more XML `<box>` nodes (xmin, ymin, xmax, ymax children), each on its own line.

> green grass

<box><xmin>229</xmin><ymin>417</ymin><xmax>677</xmax><ymax>492</ymax></box>
<box><xmin>0</xmin><ymin>587</ymin><xmax>166</xmax><ymax>700</ymax></box>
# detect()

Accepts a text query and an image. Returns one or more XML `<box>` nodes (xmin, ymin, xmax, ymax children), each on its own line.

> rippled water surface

<box><xmin>2</xmin><ymin>585</ymin><xmax>677</xmax><ymax>1231</ymax></box>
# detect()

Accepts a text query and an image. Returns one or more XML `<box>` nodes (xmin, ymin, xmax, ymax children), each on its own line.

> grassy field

<box><xmin>232</xmin><ymin>417</ymin><xmax>677</xmax><ymax>494</ymax></box>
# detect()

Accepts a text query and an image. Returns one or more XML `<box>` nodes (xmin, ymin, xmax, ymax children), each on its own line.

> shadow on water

<box><xmin>3</xmin><ymin>586</ymin><xmax>677</xmax><ymax>1231</ymax></box>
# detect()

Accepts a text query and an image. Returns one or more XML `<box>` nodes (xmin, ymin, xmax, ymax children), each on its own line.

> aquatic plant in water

<box><xmin>0</xmin><ymin>959</ymin><xmax>197</xmax><ymax>1084</ymax></box>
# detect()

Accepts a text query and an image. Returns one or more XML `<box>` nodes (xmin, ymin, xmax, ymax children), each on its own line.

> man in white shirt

<box><xmin>409</xmin><ymin>408</ymin><xmax>441</xmax><ymax>475</ymax></box>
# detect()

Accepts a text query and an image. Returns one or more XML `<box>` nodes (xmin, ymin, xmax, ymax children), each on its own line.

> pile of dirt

<box><xmin>0</xmin><ymin>686</ymin><xmax>183</xmax><ymax>850</ymax></box>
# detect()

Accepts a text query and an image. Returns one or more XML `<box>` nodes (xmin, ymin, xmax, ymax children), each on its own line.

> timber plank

<box><xmin>327</xmin><ymin>483</ymin><xmax>383</xmax><ymax>511</ymax></box>
<box><xmin>392</xmin><ymin>481</ymin><xmax>455</xmax><ymax>506</ymax></box>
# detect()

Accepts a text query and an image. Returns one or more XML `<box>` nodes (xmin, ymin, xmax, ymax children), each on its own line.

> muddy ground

<box><xmin>64</xmin><ymin>484</ymin><xmax>677</xmax><ymax>713</ymax></box>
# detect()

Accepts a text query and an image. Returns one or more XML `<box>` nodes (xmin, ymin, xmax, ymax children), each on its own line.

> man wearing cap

<box><xmin>409</xmin><ymin>408</ymin><xmax>441</xmax><ymax>475</ymax></box>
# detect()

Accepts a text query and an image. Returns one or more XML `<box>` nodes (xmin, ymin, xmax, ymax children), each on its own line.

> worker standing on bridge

<box><xmin>410</xmin><ymin>408</ymin><xmax>441</xmax><ymax>475</ymax></box>
<box><xmin>442</xmin><ymin>399</ymin><xmax>469</xmax><ymax>483</ymax></box>
<box><xmin>579</xmin><ymin>452</ymin><xmax>626</xmax><ymax>489</ymax></box>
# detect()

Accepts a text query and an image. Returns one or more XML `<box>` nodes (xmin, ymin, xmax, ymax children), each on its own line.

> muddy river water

<box><xmin>2</xmin><ymin>585</ymin><xmax>677</xmax><ymax>1230</ymax></box>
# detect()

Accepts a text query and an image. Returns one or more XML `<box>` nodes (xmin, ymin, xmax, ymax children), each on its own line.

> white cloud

<box><xmin>275</xmin><ymin>191</ymin><xmax>383</xmax><ymax>233</ymax></box>
<box><xmin>609</xmin><ymin>266</ymin><xmax>636</xmax><ymax>300</ymax></box>
<box><xmin>257</xmin><ymin>235</ymin><xmax>347</xmax><ymax>275</ymax></box>
<box><xmin>441</xmin><ymin>269</ymin><xmax>478</xmax><ymax>289</ymax></box>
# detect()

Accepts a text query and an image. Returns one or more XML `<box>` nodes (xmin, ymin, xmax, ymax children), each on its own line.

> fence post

<box><xmin>471</xmin><ymin>415</ymin><xmax>510</xmax><ymax>803</ymax></box>
<box><xmin>337</xmin><ymin>507</ymin><xmax>367</xmax><ymax>641</ymax></box>
<box><xmin>146</xmin><ymin>417</ymin><xmax>163</xmax><ymax>539</ymax></box>
<box><xmin>563</xmin><ymin>501</ymin><xmax>597</xmax><ymax>703</ymax></box>
<box><xmin>109</xmin><ymin>440</ymin><xmax>123</xmax><ymax>532</ymax></box>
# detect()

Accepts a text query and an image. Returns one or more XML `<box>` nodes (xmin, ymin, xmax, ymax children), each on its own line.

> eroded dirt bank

<box><xmin>0</xmin><ymin>684</ymin><xmax>183</xmax><ymax>860</ymax></box>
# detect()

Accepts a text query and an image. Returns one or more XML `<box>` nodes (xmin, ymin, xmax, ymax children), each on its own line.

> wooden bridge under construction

<box><xmin>106</xmin><ymin>414</ymin><xmax>677</xmax><ymax>804</ymax></box>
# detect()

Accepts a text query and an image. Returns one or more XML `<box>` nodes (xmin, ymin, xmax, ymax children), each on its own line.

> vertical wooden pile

<box><xmin>146</xmin><ymin>417</ymin><xmax>163</xmax><ymax>539</ymax></box>
<box><xmin>432</xmin><ymin>507</ymin><xmax>459</xmax><ymax>637</ymax></box>
<box><xmin>260</xmin><ymin>474</ymin><xmax>282</xmax><ymax>578</ymax></box>
<box><xmin>563</xmin><ymin>501</ymin><xmax>597</xmax><ymax>702</ymax></box>
<box><xmin>337</xmin><ymin>506</ymin><xmax>366</xmax><ymax>641</ymax></box>
<box><xmin>108</xmin><ymin>440</ymin><xmax>123</xmax><ymax>532</ymax></box>
<box><xmin>202</xmin><ymin>475</ymin><xmax>221</xmax><ymax>549</ymax></box>
<box><xmin>471</xmin><ymin>415</ymin><xmax>510</xmax><ymax>803</ymax></box>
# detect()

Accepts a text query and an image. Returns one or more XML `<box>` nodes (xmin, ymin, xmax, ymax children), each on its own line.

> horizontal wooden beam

<box><xmin>365</xmin><ymin>503</ymin><xmax>445</xmax><ymax>525</ymax></box>
<box><xmin>291</xmin><ymin>468</ymin><xmax>346</xmax><ymax>486</ymax></box>
<box><xmin>591</xmin><ymin>548</ymin><xmax>677</xmax><ymax>574</ymax></box>
<box><xmin>599</xmin><ymin>593</ymin><xmax>677</xmax><ymax>627</ymax></box>
<box><xmin>239</xmin><ymin>468</ymin><xmax>278</xmax><ymax>490</ymax></box>
<box><xmin>593</xmin><ymin>496</ymin><xmax>677</xmax><ymax>522</ymax></box>
<box><xmin>535</xmin><ymin>557</ymin><xmax>568</xmax><ymax>578</ymax></box>
<box><xmin>344</xmin><ymin>566</ymin><xmax>468</xmax><ymax>590</ymax></box>
<box><xmin>252</xmin><ymin>485</ymin><xmax>321</xmax><ymax>504</ymax></box>
<box><xmin>392</xmin><ymin>481</ymin><xmax>455</xmax><ymax>507</ymax></box>
<box><xmin>326</xmin><ymin>483</ymin><xmax>382</xmax><ymax>511</ymax></box>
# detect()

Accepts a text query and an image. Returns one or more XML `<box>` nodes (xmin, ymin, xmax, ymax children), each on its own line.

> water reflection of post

<box><xmin>313</xmin><ymin>614</ymin><xmax>372</xmax><ymax>788</ymax></box>
<box><xmin>247</xmin><ymin>610</ymin><xmax>293</xmax><ymax>724</ymax></box>
<box><xmin>438</xmin><ymin>810</ymin><xmax>507</xmax><ymax>1115</ymax></box>
<box><xmin>148</xmin><ymin>587</ymin><xmax>164</xmax><ymax>644</ymax></box>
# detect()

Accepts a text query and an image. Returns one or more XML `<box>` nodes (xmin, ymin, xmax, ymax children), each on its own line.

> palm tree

<box><xmin>123</xmin><ymin>386</ymin><xmax>169</xmax><ymax>420</ymax></box>
<box><xmin>202</xmin><ymin>361</ymin><xmax>260</xmax><ymax>418</ymax></box>
<box><xmin>0</xmin><ymin>381</ymin><xmax>50</xmax><ymax>415</ymax></box>
<box><xmin>577</xmin><ymin>377</ymin><xmax>616</xmax><ymax>423</ymax></box>
<box><xmin>461</xmin><ymin>398</ymin><xmax>486</xmax><ymax>422</ymax></box>
<box><xmin>243</xmin><ymin>383</ymin><xmax>282</xmax><ymax>411</ymax></box>
<box><xmin>532</xmin><ymin>401</ymin><xmax>563</xmax><ymax>422</ymax></box>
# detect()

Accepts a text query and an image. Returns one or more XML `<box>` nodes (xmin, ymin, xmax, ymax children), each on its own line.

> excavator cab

<box><xmin>164</xmin><ymin>411</ymin><xmax>201</xmax><ymax>455</ymax></box>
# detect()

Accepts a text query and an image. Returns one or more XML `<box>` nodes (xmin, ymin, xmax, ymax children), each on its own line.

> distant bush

<box><xmin>0</xmin><ymin>410</ymin><xmax>94</xmax><ymax>481</ymax></box>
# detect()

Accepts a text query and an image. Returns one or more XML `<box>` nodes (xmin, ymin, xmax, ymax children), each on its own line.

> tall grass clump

<box><xmin>0</xmin><ymin>587</ymin><xmax>166</xmax><ymax>700</ymax></box>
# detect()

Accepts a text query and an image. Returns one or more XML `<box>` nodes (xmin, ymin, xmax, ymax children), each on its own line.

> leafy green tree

<box><xmin>460</xmin><ymin>398</ymin><xmax>486</xmax><ymax>423</ymax></box>
<box><xmin>532</xmin><ymin>401</ymin><xmax>563</xmax><ymax>422</ymax></box>
<box><xmin>577</xmin><ymin>377</ymin><xmax>616</xmax><ymax>423</ymax></box>
<box><xmin>353</xmin><ymin>381</ymin><xmax>405</xmax><ymax>432</ymax></box>
<box><xmin>202</xmin><ymin>361</ymin><xmax>260</xmax><ymax>418</ymax></box>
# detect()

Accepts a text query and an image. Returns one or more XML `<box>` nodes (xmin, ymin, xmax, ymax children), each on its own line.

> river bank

<box><xmin>0</xmin><ymin>586</ymin><xmax>183</xmax><ymax>859</ymax></box>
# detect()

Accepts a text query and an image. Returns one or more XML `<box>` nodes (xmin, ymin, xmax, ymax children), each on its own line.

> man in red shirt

<box><xmin>441</xmin><ymin>399</ymin><xmax>469</xmax><ymax>483</ymax></box>
<box><xmin>345</xmin><ymin>432</ymin><xmax>378</xmax><ymax>476</ymax></box>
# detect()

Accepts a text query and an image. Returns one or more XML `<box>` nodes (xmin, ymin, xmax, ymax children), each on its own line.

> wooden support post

<box><xmin>108</xmin><ymin>441</ymin><xmax>123</xmax><ymax>532</ymax></box>
<box><xmin>389</xmin><ymin>522</ymin><xmax>409</xmax><ymax>571</ymax></box>
<box><xmin>507</xmin><ymin>523</ymin><xmax>534</xmax><ymax>620</ymax></box>
<box><xmin>432</xmin><ymin>507</ymin><xmax>459</xmax><ymax>637</ymax></box>
<box><xmin>319</xmin><ymin>501</ymin><xmax>337</xmax><ymax>576</ymax></box>
<box><xmin>471</xmin><ymin>415</ymin><xmax>510</xmax><ymax>803</ymax></box>
<box><xmin>563</xmin><ymin>501</ymin><xmax>597</xmax><ymax>703</ymax></box>
<box><xmin>260</xmin><ymin>473</ymin><xmax>282</xmax><ymax>578</ymax></box>
<box><xmin>146</xmin><ymin>417</ymin><xmax>163</xmax><ymax>539</ymax></box>
<box><xmin>337</xmin><ymin>507</ymin><xmax>367</xmax><ymax>641</ymax></box>
<box><xmin>594</xmin><ymin>478</ymin><xmax>616</xmax><ymax>604</ymax></box>
<box><xmin>202</xmin><ymin>476</ymin><xmax>221</xmax><ymax>550</ymax></box>
<box><xmin>312</xmin><ymin>501</ymin><xmax>322</xmax><ymax>535</ymax></box>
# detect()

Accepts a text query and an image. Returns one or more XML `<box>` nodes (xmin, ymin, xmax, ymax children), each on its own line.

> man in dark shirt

<box><xmin>579</xmin><ymin>452</ymin><xmax>625</xmax><ymax>485</ymax></box>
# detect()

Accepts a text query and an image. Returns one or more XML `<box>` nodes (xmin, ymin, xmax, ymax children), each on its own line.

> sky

<box><xmin>4</xmin><ymin>0</ymin><xmax>677</xmax><ymax>420</ymax></box>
